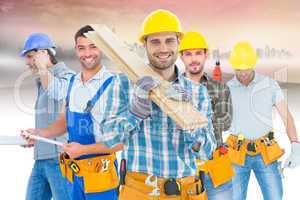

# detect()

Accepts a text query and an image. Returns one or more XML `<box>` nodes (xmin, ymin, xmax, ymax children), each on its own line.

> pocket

<box><xmin>83</xmin><ymin>165</ymin><xmax>119</xmax><ymax>193</ymax></box>
<box><xmin>119</xmin><ymin>185</ymin><xmax>153</xmax><ymax>200</ymax></box>
<box><xmin>228</xmin><ymin>147</ymin><xmax>246</xmax><ymax>166</ymax></box>
<box><xmin>58</xmin><ymin>155</ymin><xmax>74</xmax><ymax>183</ymax></box>
<box><xmin>226</xmin><ymin>136</ymin><xmax>246</xmax><ymax>166</ymax></box>
<box><xmin>206</xmin><ymin>154</ymin><xmax>234</xmax><ymax>187</ymax></box>
<box><xmin>261</xmin><ymin>142</ymin><xmax>284</xmax><ymax>165</ymax></box>
<box><xmin>185</xmin><ymin>181</ymin><xmax>208</xmax><ymax>200</ymax></box>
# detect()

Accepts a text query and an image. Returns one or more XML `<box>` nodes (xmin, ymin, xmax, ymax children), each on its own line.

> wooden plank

<box><xmin>85</xmin><ymin>24</ymin><xmax>208</xmax><ymax>130</ymax></box>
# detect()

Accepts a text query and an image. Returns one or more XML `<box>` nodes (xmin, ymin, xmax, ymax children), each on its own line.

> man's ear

<box><xmin>204</xmin><ymin>50</ymin><xmax>209</xmax><ymax>59</ymax></box>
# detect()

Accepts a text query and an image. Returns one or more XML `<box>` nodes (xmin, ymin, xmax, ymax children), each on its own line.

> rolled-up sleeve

<box><xmin>271</xmin><ymin>79</ymin><xmax>284</xmax><ymax>105</ymax></box>
<box><xmin>212</xmin><ymin>84</ymin><xmax>233</xmax><ymax>137</ymax></box>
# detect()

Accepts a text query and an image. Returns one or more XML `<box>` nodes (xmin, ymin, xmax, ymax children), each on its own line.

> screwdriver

<box><xmin>237</xmin><ymin>134</ymin><xmax>245</xmax><ymax>151</ymax></box>
<box><xmin>120</xmin><ymin>159</ymin><xmax>126</xmax><ymax>185</ymax></box>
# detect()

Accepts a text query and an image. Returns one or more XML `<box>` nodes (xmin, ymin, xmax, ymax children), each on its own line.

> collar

<box><xmin>231</xmin><ymin>71</ymin><xmax>260</xmax><ymax>87</ymax></box>
<box><xmin>75</xmin><ymin>66</ymin><xmax>109</xmax><ymax>82</ymax></box>
<box><xmin>181</xmin><ymin>72</ymin><xmax>209</xmax><ymax>86</ymax></box>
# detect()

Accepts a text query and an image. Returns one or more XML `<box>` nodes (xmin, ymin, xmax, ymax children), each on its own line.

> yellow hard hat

<box><xmin>139</xmin><ymin>9</ymin><xmax>183</xmax><ymax>43</ymax></box>
<box><xmin>179</xmin><ymin>31</ymin><xmax>208</xmax><ymax>52</ymax></box>
<box><xmin>229</xmin><ymin>41</ymin><xmax>257</xmax><ymax>70</ymax></box>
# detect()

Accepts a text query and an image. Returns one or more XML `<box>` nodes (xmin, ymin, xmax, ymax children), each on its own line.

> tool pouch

<box><xmin>259</xmin><ymin>141</ymin><xmax>284</xmax><ymax>165</ymax></box>
<box><xmin>186</xmin><ymin>181</ymin><xmax>208</xmax><ymax>200</ymax></box>
<box><xmin>58</xmin><ymin>153</ymin><xmax>73</xmax><ymax>183</ymax></box>
<box><xmin>226</xmin><ymin>136</ymin><xmax>247</xmax><ymax>166</ymax></box>
<box><xmin>82</xmin><ymin>158</ymin><xmax>119</xmax><ymax>193</ymax></box>
<box><xmin>205</xmin><ymin>150</ymin><xmax>234</xmax><ymax>187</ymax></box>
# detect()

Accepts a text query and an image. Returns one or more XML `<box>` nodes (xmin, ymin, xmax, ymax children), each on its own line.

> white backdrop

<box><xmin>0</xmin><ymin>81</ymin><xmax>299</xmax><ymax>200</ymax></box>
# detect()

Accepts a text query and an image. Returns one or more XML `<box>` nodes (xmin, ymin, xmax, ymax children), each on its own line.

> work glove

<box><xmin>284</xmin><ymin>142</ymin><xmax>300</xmax><ymax>168</ymax></box>
<box><xmin>165</xmin><ymin>83</ymin><xmax>192</xmax><ymax>102</ymax></box>
<box><xmin>129</xmin><ymin>76</ymin><xmax>160</xmax><ymax>119</ymax></box>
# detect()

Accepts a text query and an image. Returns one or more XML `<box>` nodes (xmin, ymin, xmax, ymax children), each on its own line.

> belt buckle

<box><xmin>164</xmin><ymin>178</ymin><xmax>180</xmax><ymax>196</ymax></box>
<box><xmin>247</xmin><ymin>142</ymin><xmax>257</xmax><ymax>153</ymax></box>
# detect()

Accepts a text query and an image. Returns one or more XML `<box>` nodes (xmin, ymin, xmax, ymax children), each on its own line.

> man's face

<box><xmin>235</xmin><ymin>69</ymin><xmax>254</xmax><ymax>85</ymax></box>
<box><xmin>145</xmin><ymin>32</ymin><xmax>178</xmax><ymax>70</ymax></box>
<box><xmin>75</xmin><ymin>37</ymin><xmax>102</xmax><ymax>70</ymax></box>
<box><xmin>25</xmin><ymin>50</ymin><xmax>38</xmax><ymax>74</ymax></box>
<box><xmin>181</xmin><ymin>49</ymin><xmax>207</xmax><ymax>75</ymax></box>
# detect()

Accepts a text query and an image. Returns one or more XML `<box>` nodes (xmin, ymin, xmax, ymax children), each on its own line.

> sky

<box><xmin>0</xmin><ymin>0</ymin><xmax>299</xmax><ymax>82</ymax></box>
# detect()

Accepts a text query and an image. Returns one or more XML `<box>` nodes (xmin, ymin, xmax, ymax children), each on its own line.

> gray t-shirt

<box><xmin>34</xmin><ymin>62</ymin><xmax>75</xmax><ymax>160</ymax></box>
<box><xmin>227</xmin><ymin>72</ymin><xmax>284</xmax><ymax>140</ymax></box>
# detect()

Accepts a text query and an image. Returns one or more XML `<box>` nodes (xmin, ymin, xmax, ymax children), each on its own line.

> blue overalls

<box><xmin>65</xmin><ymin>75</ymin><xmax>118</xmax><ymax>200</ymax></box>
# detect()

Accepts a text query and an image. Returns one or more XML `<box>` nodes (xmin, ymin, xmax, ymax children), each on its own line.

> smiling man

<box><xmin>100</xmin><ymin>9</ymin><xmax>216</xmax><ymax>200</ymax></box>
<box><xmin>23</xmin><ymin>25</ymin><xmax>122</xmax><ymax>200</ymax></box>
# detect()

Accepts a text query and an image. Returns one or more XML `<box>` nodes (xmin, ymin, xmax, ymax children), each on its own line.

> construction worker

<box><xmin>20</xmin><ymin>33</ymin><xmax>74</xmax><ymax>200</ymax></box>
<box><xmin>227</xmin><ymin>41</ymin><xmax>300</xmax><ymax>200</ymax></box>
<box><xmin>22</xmin><ymin>25</ymin><xmax>122</xmax><ymax>200</ymax></box>
<box><xmin>179</xmin><ymin>31</ymin><xmax>233</xmax><ymax>200</ymax></box>
<box><xmin>100</xmin><ymin>9</ymin><xmax>216</xmax><ymax>200</ymax></box>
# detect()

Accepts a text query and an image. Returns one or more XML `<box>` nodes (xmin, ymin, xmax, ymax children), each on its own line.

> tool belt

<box><xmin>59</xmin><ymin>153</ymin><xmax>119</xmax><ymax>193</ymax></box>
<box><xmin>119</xmin><ymin>172</ymin><xmax>207</xmax><ymax>200</ymax></box>
<box><xmin>226</xmin><ymin>132</ymin><xmax>285</xmax><ymax>166</ymax></box>
<box><xmin>196</xmin><ymin>145</ymin><xmax>234</xmax><ymax>188</ymax></box>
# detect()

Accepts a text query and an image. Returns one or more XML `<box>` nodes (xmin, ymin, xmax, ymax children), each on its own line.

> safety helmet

<box><xmin>139</xmin><ymin>9</ymin><xmax>183</xmax><ymax>43</ymax></box>
<box><xmin>179</xmin><ymin>31</ymin><xmax>208</xmax><ymax>52</ymax></box>
<box><xmin>229</xmin><ymin>41</ymin><xmax>257</xmax><ymax>70</ymax></box>
<box><xmin>20</xmin><ymin>33</ymin><xmax>56</xmax><ymax>57</ymax></box>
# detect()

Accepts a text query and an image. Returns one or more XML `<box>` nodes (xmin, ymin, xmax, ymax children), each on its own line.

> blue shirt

<box><xmin>34</xmin><ymin>62</ymin><xmax>75</xmax><ymax>160</ymax></box>
<box><xmin>227</xmin><ymin>72</ymin><xmax>284</xmax><ymax>140</ymax></box>
<box><xmin>100</xmin><ymin>71</ymin><xmax>216</xmax><ymax>178</ymax></box>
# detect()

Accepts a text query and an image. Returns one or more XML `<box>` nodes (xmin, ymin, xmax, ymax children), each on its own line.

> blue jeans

<box><xmin>205</xmin><ymin>174</ymin><xmax>233</xmax><ymax>200</ymax></box>
<box><xmin>232</xmin><ymin>154</ymin><xmax>283</xmax><ymax>200</ymax></box>
<box><xmin>26</xmin><ymin>159</ymin><xmax>70</xmax><ymax>200</ymax></box>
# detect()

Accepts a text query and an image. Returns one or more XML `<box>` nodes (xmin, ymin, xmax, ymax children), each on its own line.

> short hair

<box><xmin>47</xmin><ymin>49</ymin><xmax>58</xmax><ymax>65</ymax></box>
<box><xmin>26</xmin><ymin>48</ymin><xmax>58</xmax><ymax>65</ymax></box>
<box><xmin>74</xmin><ymin>25</ymin><xmax>94</xmax><ymax>43</ymax></box>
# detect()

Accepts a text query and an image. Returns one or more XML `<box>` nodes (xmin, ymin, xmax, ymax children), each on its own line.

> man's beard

<box><xmin>147</xmin><ymin>51</ymin><xmax>178</xmax><ymax>70</ymax></box>
<box><xmin>188</xmin><ymin>62</ymin><xmax>203</xmax><ymax>75</ymax></box>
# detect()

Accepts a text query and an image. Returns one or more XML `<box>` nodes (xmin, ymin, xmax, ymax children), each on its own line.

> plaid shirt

<box><xmin>200</xmin><ymin>73</ymin><xmax>232</xmax><ymax>145</ymax></box>
<box><xmin>100</xmin><ymin>71</ymin><xmax>216</xmax><ymax>178</ymax></box>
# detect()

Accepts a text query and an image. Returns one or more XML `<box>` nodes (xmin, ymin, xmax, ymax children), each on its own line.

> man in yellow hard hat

<box><xmin>179</xmin><ymin>31</ymin><xmax>234</xmax><ymax>200</ymax></box>
<box><xmin>227</xmin><ymin>41</ymin><xmax>300</xmax><ymax>200</ymax></box>
<box><xmin>100</xmin><ymin>9</ymin><xmax>216</xmax><ymax>200</ymax></box>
